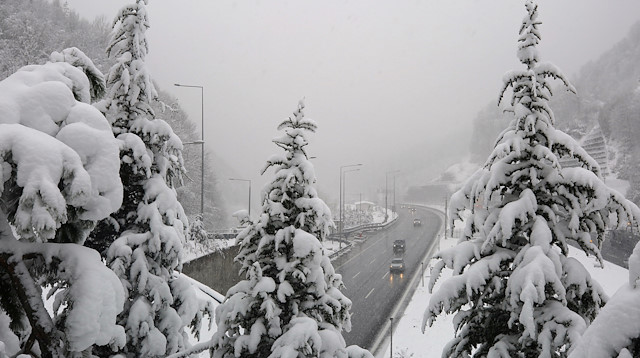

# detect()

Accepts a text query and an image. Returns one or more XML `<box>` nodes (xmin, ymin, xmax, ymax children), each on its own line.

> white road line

<box><xmin>352</xmin><ymin>272</ymin><xmax>361</xmax><ymax>279</ymax></box>
<box><xmin>335</xmin><ymin>233</ymin><xmax>390</xmax><ymax>270</ymax></box>
<box><xmin>370</xmin><ymin>258</ymin><xmax>376</xmax><ymax>265</ymax></box>
<box><xmin>382</xmin><ymin>272</ymin><xmax>389</xmax><ymax>280</ymax></box>
<box><xmin>365</xmin><ymin>288</ymin><xmax>375</xmax><ymax>299</ymax></box>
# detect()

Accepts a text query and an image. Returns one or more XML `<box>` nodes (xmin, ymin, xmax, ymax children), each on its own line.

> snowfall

<box><xmin>183</xmin><ymin>205</ymin><xmax>631</xmax><ymax>358</ymax></box>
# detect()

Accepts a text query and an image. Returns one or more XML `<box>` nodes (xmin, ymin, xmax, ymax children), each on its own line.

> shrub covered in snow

<box><xmin>424</xmin><ymin>2</ymin><xmax>640</xmax><ymax>357</ymax></box>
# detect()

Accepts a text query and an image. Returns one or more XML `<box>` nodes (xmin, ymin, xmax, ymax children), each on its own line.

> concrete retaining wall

<box><xmin>182</xmin><ymin>245</ymin><xmax>242</xmax><ymax>296</ymax></box>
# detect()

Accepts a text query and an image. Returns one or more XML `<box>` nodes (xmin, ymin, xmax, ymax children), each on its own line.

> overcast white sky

<box><xmin>67</xmin><ymin>0</ymin><xmax>640</xmax><ymax>212</ymax></box>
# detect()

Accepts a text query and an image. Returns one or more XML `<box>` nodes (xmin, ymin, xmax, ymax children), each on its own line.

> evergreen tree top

<box><xmin>499</xmin><ymin>0</ymin><xmax>575</xmax><ymax>133</ymax></box>
<box><xmin>517</xmin><ymin>0</ymin><xmax>542</xmax><ymax>69</ymax></box>
<box><xmin>107</xmin><ymin>0</ymin><xmax>150</xmax><ymax>62</ymax></box>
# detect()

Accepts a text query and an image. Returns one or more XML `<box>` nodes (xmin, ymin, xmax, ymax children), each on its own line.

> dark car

<box><xmin>389</xmin><ymin>257</ymin><xmax>405</xmax><ymax>273</ymax></box>
<box><xmin>413</xmin><ymin>218</ymin><xmax>421</xmax><ymax>226</ymax></box>
<box><xmin>393</xmin><ymin>239</ymin><xmax>405</xmax><ymax>254</ymax></box>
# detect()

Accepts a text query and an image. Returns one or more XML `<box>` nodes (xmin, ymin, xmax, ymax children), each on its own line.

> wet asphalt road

<box><xmin>332</xmin><ymin>206</ymin><xmax>442</xmax><ymax>350</ymax></box>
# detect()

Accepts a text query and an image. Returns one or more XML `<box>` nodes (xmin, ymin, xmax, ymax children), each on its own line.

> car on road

<box><xmin>393</xmin><ymin>239</ymin><xmax>405</xmax><ymax>254</ymax></box>
<box><xmin>413</xmin><ymin>218</ymin><xmax>422</xmax><ymax>226</ymax></box>
<box><xmin>389</xmin><ymin>257</ymin><xmax>405</xmax><ymax>273</ymax></box>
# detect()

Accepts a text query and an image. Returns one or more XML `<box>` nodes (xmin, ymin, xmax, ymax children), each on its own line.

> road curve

<box><xmin>333</xmin><ymin>205</ymin><xmax>442</xmax><ymax>349</ymax></box>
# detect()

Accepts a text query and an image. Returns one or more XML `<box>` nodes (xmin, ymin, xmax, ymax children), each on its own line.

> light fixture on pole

<box><xmin>229</xmin><ymin>178</ymin><xmax>252</xmax><ymax>217</ymax></box>
<box><xmin>174</xmin><ymin>83</ymin><xmax>205</xmax><ymax>222</ymax></box>
<box><xmin>339</xmin><ymin>164</ymin><xmax>362</xmax><ymax>246</ymax></box>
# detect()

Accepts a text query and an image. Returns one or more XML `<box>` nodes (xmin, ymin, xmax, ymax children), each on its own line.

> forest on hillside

<box><xmin>0</xmin><ymin>0</ymin><xmax>228</xmax><ymax>229</ymax></box>
<box><xmin>469</xmin><ymin>21</ymin><xmax>640</xmax><ymax>206</ymax></box>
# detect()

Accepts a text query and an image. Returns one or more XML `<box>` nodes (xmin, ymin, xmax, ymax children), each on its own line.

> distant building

<box><xmin>558</xmin><ymin>125</ymin><xmax>609</xmax><ymax>176</ymax></box>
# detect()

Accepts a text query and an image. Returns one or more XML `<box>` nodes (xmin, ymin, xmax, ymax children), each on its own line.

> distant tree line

<box><xmin>0</xmin><ymin>0</ymin><xmax>228</xmax><ymax>229</ymax></box>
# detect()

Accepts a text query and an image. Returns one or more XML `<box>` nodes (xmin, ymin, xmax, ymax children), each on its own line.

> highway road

<box><xmin>333</xmin><ymin>205</ymin><xmax>442</xmax><ymax>350</ymax></box>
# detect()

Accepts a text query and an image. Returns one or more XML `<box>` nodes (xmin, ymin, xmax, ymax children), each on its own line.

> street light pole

<box><xmin>229</xmin><ymin>178</ymin><xmax>252</xmax><ymax>217</ymax></box>
<box><xmin>385</xmin><ymin>170</ymin><xmax>399</xmax><ymax>222</ymax></box>
<box><xmin>342</xmin><ymin>168</ymin><xmax>360</xmax><ymax>234</ymax></box>
<box><xmin>174</xmin><ymin>83</ymin><xmax>205</xmax><ymax>221</ymax></box>
<box><xmin>339</xmin><ymin>164</ymin><xmax>362</xmax><ymax>246</ymax></box>
<box><xmin>393</xmin><ymin>174</ymin><xmax>397</xmax><ymax>213</ymax></box>
<box><xmin>390</xmin><ymin>316</ymin><xmax>394</xmax><ymax>358</ymax></box>
<box><xmin>444</xmin><ymin>196</ymin><xmax>448</xmax><ymax>239</ymax></box>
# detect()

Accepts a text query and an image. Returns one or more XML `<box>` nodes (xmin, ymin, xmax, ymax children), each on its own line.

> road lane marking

<box><xmin>382</xmin><ymin>272</ymin><xmax>389</xmax><ymax>280</ymax></box>
<box><xmin>365</xmin><ymin>288</ymin><xmax>375</xmax><ymax>299</ymax></box>
<box><xmin>370</xmin><ymin>258</ymin><xmax>376</xmax><ymax>265</ymax></box>
<box><xmin>353</xmin><ymin>272</ymin><xmax>361</xmax><ymax>279</ymax></box>
<box><xmin>335</xmin><ymin>233</ymin><xmax>390</xmax><ymax>270</ymax></box>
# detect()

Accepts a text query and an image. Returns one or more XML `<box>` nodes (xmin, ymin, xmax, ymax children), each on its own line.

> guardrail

<box><xmin>327</xmin><ymin>214</ymin><xmax>399</xmax><ymax>259</ymax></box>
<box><xmin>329</xmin><ymin>214</ymin><xmax>399</xmax><ymax>238</ymax></box>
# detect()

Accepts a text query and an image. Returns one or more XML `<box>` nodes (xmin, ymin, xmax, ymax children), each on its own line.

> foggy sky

<box><xmin>67</xmin><ymin>0</ymin><xmax>640</xmax><ymax>214</ymax></box>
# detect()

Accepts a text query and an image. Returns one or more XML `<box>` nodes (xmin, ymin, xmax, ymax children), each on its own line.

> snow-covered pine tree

<box><xmin>0</xmin><ymin>59</ymin><xmax>125</xmax><ymax>357</ymax></box>
<box><xmin>210</xmin><ymin>101</ymin><xmax>372</xmax><ymax>358</ymax></box>
<box><xmin>424</xmin><ymin>1</ymin><xmax>640</xmax><ymax>357</ymax></box>
<box><xmin>87</xmin><ymin>1</ymin><xmax>212</xmax><ymax>356</ymax></box>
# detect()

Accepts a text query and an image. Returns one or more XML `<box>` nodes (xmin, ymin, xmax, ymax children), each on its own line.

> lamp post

<box><xmin>444</xmin><ymin>196</ymin><xmax>448</xmax><ymax>239</ymax></box>
<box><xmin>229</xmin><ymin>178</ymin><xmax>252</xmax><ymax>217</ymax></box>
<box><xmin>339</xmin><ymin>164</ymin><xmax>362</xmax><ymax>246</ymax></box>
<box><xmin>385</xmin><ymin>170</ymin><xmax>400</xmax><ymax>222</ymax></box>
<box><xmin>342</xmin><ymin>168</ymin><xmax>360</xmax><ymax>234</ymax></box>
<box><xmin>174</xmin><ymin>83</ymin><xmax>205</xmax><ymax>221</ymax></box>
<box><xmin>393</xmin><ymin>174</ymin><xmax>397</xmax><ymax>213</ymax></box>
<box><xmin>389</xmin><ymin>316</ymin><xmax>394</xmax><ymax>358</ymax></box>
